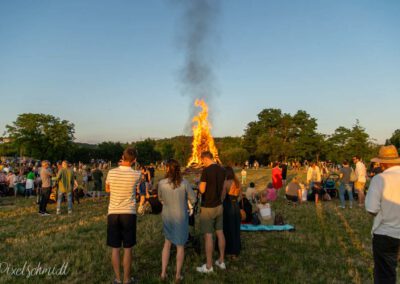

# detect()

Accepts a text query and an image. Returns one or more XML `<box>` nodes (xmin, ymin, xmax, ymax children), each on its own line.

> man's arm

<box><xmin>199</xmin><ymin>182</ymin><xmax>206</xmax><ymax>194</ymax></box>
<box><xmin>365</xmin><ymin>175</ymin><xmax>383</xmax><ymax>216</ymax></box>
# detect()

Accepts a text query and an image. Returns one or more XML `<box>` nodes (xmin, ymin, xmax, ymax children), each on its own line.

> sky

<box><xmin>1</xmin><ymin>0</ymin><xmax>399</xmax><ymax>144</ymax></box>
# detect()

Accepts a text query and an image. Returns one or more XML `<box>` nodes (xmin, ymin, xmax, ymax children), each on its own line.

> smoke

<box><xmin>175</xmin><ymin>0</ymin><xmax>221</xmax><ymax>132</ymax></box>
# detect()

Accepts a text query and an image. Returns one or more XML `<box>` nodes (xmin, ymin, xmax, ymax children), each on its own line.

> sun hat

<box><xmin>371</xmin><ymin>145</ymin><xmax>400</xmax><ymax>164</ymax></box>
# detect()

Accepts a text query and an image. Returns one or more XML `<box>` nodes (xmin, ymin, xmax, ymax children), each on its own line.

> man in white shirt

<box><xmin>106</xmin><ymin>147</ymin><xmax>141</xmax><ymax>284</ymax></box>
<box><xmin>365</xmin><ymin>145</ymin><xmax>400</xmax><ymax>284</ymax></box>
<box><xmin>353</xmin><ymin>155</ymin><xmax>367</xmax><ymax>207</ymax></box>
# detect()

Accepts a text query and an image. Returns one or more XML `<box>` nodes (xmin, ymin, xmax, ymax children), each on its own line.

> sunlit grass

<box><xmin>0</xmin><ymin>169</ymin><xmax>387</xmax><ymax>283</ymax></box>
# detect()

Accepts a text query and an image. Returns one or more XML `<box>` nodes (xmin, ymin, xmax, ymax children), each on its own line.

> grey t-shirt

<box><xmin>340</xmin><ymin>166</ymin><xmax>352</xmax><ymax>184</ymax></box>
<box><xmin>40</xmin><ymin>168</ymin><xmax>52</xmax><ymax>188</ymax></box>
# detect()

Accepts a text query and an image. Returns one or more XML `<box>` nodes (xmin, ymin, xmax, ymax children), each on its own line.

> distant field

<box><xmin>0</xmin><ymin>168</ymin><xmax>386</xmax><ymax>283</ymax></box>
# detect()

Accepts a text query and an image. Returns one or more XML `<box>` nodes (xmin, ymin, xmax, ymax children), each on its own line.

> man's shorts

<box><xmin>200</xmin><ymin>205</ymin><xmax>223</xmax><ymax>234</ymax></box>
<box><xmin>107</xmin><ymin>214</ymin><xmax>137</xmax><ymax>248</ymax></box>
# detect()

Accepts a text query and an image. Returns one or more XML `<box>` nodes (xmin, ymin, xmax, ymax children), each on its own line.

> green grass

<box><xmin>0</xmin><ymin>169</ymin><xmax>385</xmax><ymax>283</ymax></box>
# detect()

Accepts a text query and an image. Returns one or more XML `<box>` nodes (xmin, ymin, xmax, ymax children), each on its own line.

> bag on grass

<box><xmin>274</xmin><ymin>213</ymin><xmax>285</xmax><ymax>225</ymax></box>
<box><xmin>252</xmin><ymin>212</ymin><xmax>261</xmax><ymax>225</ymax></box>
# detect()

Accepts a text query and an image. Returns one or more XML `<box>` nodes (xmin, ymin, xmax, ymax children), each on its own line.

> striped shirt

<box><xmin>106</xmin><ymin>166</ymin><xmax>141</xmax><ymax>215</ymax></box>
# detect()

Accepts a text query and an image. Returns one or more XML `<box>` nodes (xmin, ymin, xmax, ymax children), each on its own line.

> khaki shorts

<box><xmin>200</xmin><ymin>205</ymin><xmax>223</xmax><ymax>234</ymax></box>
<box><xmin>354</xmin><ymin>182</ymin><xmax>365</xmax><ymax>191</ymax></box>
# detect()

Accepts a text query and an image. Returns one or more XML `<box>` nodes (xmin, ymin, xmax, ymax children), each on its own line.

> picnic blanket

<box><xmin>240</xmin><ymin>224</ymin><xmax>295</xmax><ymax>232</ymax></box>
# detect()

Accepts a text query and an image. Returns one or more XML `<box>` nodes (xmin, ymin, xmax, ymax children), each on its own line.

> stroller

<box><xmin>323</xmin><ymin>173</ymin><xmax>339</xmax><ymax>198</ymax></box>
<box><xmin>186</xmin><ymin>187</ymin><xmax>202</xmax><ymax>255</ymax></box>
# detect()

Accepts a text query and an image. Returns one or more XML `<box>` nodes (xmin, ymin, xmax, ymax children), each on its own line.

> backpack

<box><xmin>274</xmin><ymin>213</ymin><xmax>285</xmax><ymax>225</ymax></box>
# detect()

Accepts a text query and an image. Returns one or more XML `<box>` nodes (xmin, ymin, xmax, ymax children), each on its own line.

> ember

<box><xmin>187</xmin><ymin>99</ymin><xmax>221</xmax><ymax>167</ymax></box>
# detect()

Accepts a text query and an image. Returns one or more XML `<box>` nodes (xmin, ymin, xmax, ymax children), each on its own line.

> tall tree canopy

<box><xmin>387</xmin><ymin>129</ymin><xmax>400</xmax><ymax>149</ymax></box>
<box><xmin>6</xmin><ymin>113</ymin><xmax>75</xmax><ymax>161</ymax></box>
<box><xmin>243</xmin><ymin>108</ymin><xmax>322</xmax><ymax>163</ymax></box>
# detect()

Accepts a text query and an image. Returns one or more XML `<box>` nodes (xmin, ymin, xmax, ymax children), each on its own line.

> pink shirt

<box><xmin>266</xmin><ymin>188</ymin><xmax>277</xmax><ymax>202</ymax></box>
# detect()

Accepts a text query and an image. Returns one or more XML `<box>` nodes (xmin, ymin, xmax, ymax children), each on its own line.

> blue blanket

<box><xmin>240</xmin><ymin>224</ymin><xmax>295</xmax><ymax>232</ymax></box>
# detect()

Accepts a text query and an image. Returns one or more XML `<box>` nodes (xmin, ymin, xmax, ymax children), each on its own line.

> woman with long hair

<box><xmin>222</xmin><ymin>166</ymin><xmax>242</xmax><ymax>258</ymax></box>
<box><xmin>158</xmin><ymin>159</ymin><xmax>196</xmax><ymax>282</ymax></box>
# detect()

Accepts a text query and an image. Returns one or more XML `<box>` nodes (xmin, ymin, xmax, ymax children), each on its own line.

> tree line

<box><xmin>1</xmin><ymin>111</ymin><xmax>398</xmax><ymax>165</ymax></box>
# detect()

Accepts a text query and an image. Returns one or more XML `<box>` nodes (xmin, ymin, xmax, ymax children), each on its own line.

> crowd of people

<box><xmin>1</xmin><ymin>144</ymin><xmax>400</xmax><ymax>284</ymax></box>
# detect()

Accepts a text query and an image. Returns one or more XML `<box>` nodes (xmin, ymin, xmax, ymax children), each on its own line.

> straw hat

<box><xmin>371</xmin><ymin>145</ymin><xmax>400</xmax><ymax>164</ymax></box>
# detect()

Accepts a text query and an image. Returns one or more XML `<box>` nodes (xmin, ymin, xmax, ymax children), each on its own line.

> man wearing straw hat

<box><xmin>365</xmin><ymin>145</ymin><xmax>400</xmax><ymax>284</ymax></box>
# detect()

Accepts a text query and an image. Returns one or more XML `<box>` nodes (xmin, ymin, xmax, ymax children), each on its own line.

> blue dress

<box><xmin>158</xmin><ymin>178</ymin><xmax>197</xmax><ymax>245</ymax></box>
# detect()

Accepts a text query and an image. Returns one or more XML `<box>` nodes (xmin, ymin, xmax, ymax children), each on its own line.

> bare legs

<box><xmin>215</xmin><ymin>230</ymin><xmax>225</xmax><ymax>264</ymax></box>
<box><xmin>111</xmin><ymin>248</ymin><xmax>132</xmax><ymax>283</ymax></box>
<box><xmin>161</xmin><ymin>239</ymin><xmax>184</xmax><ymax>280</ymax></box>
<box><xmin>204</xmin><ymin>231</ymin><xmax>225</xmax><ymax>269</ymax></box>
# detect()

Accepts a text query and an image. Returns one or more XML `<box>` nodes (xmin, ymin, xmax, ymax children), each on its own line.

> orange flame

<box><xmin>187</xmin><ymin>99</ymin><xmax>221</xmax><ymax>167</ymax></box>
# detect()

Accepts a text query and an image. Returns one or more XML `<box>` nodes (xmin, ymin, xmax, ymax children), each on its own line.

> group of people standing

<box><xmin>106</xmin><ymin>149</ymin><xmax>243</xmax><ymax>283</ymax></box>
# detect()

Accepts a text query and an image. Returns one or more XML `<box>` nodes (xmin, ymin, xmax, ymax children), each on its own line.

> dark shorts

<box><xmin>107</xmin><ymin>214</ymin><xmax>137</xmax><ymax>248</ymax></box>
<box><xmin>94</xmin><ymin>181</ymin><xmax>102</xmax><ymax>191</ymax></box>
<box><xmin>286</xmin><ymin>194</ymin><xmax>298</xmax><ymax>202</ymax></box>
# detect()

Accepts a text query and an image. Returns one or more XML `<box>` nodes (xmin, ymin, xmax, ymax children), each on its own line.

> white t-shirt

<box><xmin>245</xmin><ymin>187</ymin><xmax>256</xmax><ymax>200</ymax></box>
<box><xmin>257</xmin><ymin>203</ymin><xmax>272</xmax><ymax>220</ymax></box>
<box><xmin>355</xmin><ymin>161</ymin><xmax>367</xmax><ymax>183</ymax></box>
<box><xmin>106</xmin><ymin>166</ymin><xmax>141</xmax><ymax>215</ymax></box>
<box><xmin>365</xmin><ymin>166</ymin><xmax>400</xmax><ymax>239</ymax></box>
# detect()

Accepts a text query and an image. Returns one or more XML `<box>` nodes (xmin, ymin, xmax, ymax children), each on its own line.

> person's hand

<box><xmin>146</xmin><ymin>193</ymin><xmax>150</xmax><ymax>199</ymax></box>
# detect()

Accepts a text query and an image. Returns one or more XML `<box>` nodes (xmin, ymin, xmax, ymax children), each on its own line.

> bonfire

<box><xmin>187</xmin><ymin>99</ymin><xmax>221</xmax><ymax>168</ymax></box>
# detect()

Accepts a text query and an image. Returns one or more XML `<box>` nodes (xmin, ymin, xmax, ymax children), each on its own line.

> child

<box><xmin>256</xmin><ymin>191</ymin><xmax>274</xmax><ymax>225</ymax></box>
<box><xmin>265</xmin><ymin>182</ymin><xmax>277</xmax><ymax>202</ymax></box>
<box><xmin>241</xmin><ymin>167</ymin><xmax>247</xmax><ymax>185</ymax></box>
<box><xmin>137</xmin><ymin>175</ymin><xmax>149</xmax><ymax>215</ymax></box>
<box><xmin>25</xmin><ymin>168</ymin><xmax>35</xmax><ymax>198</ymax></box>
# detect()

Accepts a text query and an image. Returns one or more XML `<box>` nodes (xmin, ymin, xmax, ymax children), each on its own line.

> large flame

<box><xmin>187</xmin><ymin>99</ymin><xmax>221</xmax><ymax>167</ymax></box>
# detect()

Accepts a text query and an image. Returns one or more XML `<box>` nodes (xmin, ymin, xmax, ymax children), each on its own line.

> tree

<box><xmin>134</xmin><ymin>139</ymin><xmax>161</xmax><ymax>165</ymax></box>
<box><xmin>159</xmin><ymin>143</ymin><xmax>175</xmax><ymax>161</ymax></box>
<box><xmin>97</xmin><ymin>142</ymin><xmax>125</xmax><ymax>163</ymax></box>
<box><xmin>387</xmin><ymin>129</ymin><xmax>400</xmax><ymax>149</ymax></box>
<box><xmin>6</xmin><ymin>113</ymin><xmax>75</xmax><ymax>161</ymax></box>
<box><xmin>242</xmin><ymin>108</ymin><xmax>321</xmax><ymax>163</ymax></box>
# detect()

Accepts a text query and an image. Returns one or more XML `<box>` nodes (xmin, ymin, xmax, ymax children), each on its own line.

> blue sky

<box><xmin>1</xmin><ymin>0</ymin><xmax>399</xmax><ymax>144</ymax></box>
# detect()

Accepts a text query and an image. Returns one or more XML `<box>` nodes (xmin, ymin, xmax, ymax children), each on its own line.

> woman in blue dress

<box><xmin>158</xmin><ymin>159</ymin><xmax>196</xmax><ymax>282</ymax></box>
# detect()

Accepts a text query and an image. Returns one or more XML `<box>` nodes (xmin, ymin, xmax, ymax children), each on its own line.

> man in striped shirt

<box><xmin>106</xmin><ymin>147</ymin><xmax>141</xmax><ymax>284</ymax></box>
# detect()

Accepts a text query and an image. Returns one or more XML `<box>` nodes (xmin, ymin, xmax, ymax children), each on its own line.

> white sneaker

<box><xmin>196</xmin><ymin>264</ymin><xmax>213</xmax><ymax>273</ymax></box>
<box><xmin>215</xmin><ymin>260</ymin><xmax>226</xmax><ymax>270</ymax></box>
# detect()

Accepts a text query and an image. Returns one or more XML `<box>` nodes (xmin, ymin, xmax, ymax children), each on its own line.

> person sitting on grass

<box><xmin>256</xmin><ymin>191</ymin><xmax>274</xmax><ymax>225</ymax></box>
<box><xmin>285</xmin><ymin>177</ymin><xmax>302</xmax><ymax>205</ymax></box>
<box><xmin>265</xmin><ymin>182</ymin><xmax>277</xmax><ymax>202</ymax></box>
<box><xmin>245</xmin><ymin>182</ymin><xmax>257</xmax><ymax>203</ymax></box>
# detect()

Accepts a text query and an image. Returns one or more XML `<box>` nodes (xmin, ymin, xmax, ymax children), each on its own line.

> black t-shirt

<box><xmin>200</xmin><ymin>164</ymin><xmax>226</xmax><ymax>208</ymax></box>
<box><xmin>92</xmin><ymin>169</ymin><xmax>103</xmax><ymax>183</ymax></box>
<box><xmin>148</xmin><ymin>167</ymin><xmax>155</xmax><ymax>178</ymax></box>
<box><xmin>281</xmin><ymin>164</ymin><xmax>288</xmax><ymax>179</ymax></box>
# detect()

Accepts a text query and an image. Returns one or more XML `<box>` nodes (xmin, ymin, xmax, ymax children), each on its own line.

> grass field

<box><xmin>0</xmin><ymin>168</ymin><xmax>385</xmax><ymax>283</ymax></box>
